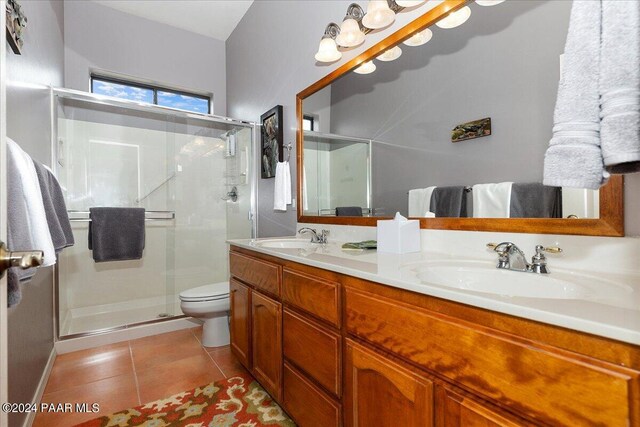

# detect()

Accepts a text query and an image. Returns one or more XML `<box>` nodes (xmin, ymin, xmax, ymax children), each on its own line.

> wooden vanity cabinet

<box><xmin>229</xmin><ymin>250</ymin><xmax>283</xmax><ymax>401</ymax></box>
<box><xmin>229</xmin><ymin>246</ymin><xmax>640</xmax><ymax>427</ymax></box>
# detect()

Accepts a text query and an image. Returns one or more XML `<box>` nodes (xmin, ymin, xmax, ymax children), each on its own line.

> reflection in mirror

<box><xmin>303</xmin><ymin>131</ymin><xmax>371</xmax><ymax>217</ymax></box>
<box><xmin>302</xmin><ymin>0</ymin><xmax>600</xmax><ymax>219</ymax></box>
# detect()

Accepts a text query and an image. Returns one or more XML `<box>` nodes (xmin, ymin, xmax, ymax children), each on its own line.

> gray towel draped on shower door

<box><xmin>89</xmin><ymin>207</ymin><xmax>146</xmax><ymax>262</ymax></box>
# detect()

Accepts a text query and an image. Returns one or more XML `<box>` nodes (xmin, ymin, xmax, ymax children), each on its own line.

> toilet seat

<box><xmin>179</xmin><ymin>282</ymin><xmax>229</xmax><ymax>302</ymax></box>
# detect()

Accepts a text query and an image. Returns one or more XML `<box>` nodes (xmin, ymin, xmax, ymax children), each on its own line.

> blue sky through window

<box><xmin>91</xmin><ymin>78</ymin><xmax>211</xmax><ymax>114</ymax></box>
<box><xmin>157</xmin><ymin>91</ymin><xmax>209</xmax><ymax>114</ymax></box>
<box><xmin>92</xmin><ymin>79</ymin><xmax>154</xmax><ymax>103</ymax></box>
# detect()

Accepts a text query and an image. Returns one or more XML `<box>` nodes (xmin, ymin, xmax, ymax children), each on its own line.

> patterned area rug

<box><xmin>75</xmin><ymin>373</ymin><xmax>296</xmax><ymax>427</ymax></box>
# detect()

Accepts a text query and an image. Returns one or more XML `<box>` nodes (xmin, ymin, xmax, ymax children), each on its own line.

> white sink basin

<box><xmin>255</xmin><ymin>239</ymin><xmax>315</xmax><ymax>249</ymax></box>
<box><xmin>405</xmin><ymin>260</ymin><xmax>633</xmax><ymax>303</ymax></box>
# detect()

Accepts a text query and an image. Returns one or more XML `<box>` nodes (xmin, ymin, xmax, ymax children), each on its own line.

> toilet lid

<box><xmin>179</xmin><ymin>281</ymin><xmax>230</xmax><ymax>302</ymax></box>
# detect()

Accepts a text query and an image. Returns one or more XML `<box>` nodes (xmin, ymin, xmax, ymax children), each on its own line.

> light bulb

<box><xmin>354</xmin><ymin>61</ymin><xmax>376</xmax><ymax>74</ymax></box>
<box><xmin>377</xmin><ymin>46</ymin><xmax>402</xmax><ymax>62</ymax></box>
<box><xmin>314</xmin><ymin>37</ymin><xmax>342</xmax><ymax>63</ymax></box>
<box><xmin>396</xmin><ymin>0</ymin><xmax>426</xmax><ymax>7</ymax></box>
<box><xmin>362</xmin><ymin>1</ymin><xmax>396</xmax><ymax>30</ymax></box>
<box><xmin>435</xmin><ymin>6</ymin><xmax>471</xmax><ymax>29</ymax></box>
<box><xmin>336</xmin><ymin>18</ymin><xmax>365</xmax><ymax>48</ymax></box>
<box><xmin>403</xmin><ymin>28</ymin><xmax>433</xmax><ymax>47</ymax></box>
<box><xmin>476</xmin><ymin>0</ymin><xmax>505</xmax><ymax>5</ymax></box>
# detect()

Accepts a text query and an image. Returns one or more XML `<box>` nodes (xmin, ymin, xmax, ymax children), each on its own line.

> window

<box><xmin>303</xmin><ymin>114</ymin><xmax>315</xmax><ymax>131</ymax></box>
<box><xmin>91</xmin><ymin>76</ymin><xmax>212</xmax><ymax>114</ymax></box>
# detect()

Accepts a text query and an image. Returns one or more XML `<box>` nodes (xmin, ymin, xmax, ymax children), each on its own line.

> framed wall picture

<box><xmin>260</xmin><ymin>105</ymin><xmax>283</xmax><ymax>179</ymax></box>
<box><xmin>451</xmin><ymin>117</ymin><xmax>492</xmax><ymax>143</ymax></box>
<box><xmin>6</xmin><ymin>0</ymin><xmax>27</xmax><ymax>55</ymax></box>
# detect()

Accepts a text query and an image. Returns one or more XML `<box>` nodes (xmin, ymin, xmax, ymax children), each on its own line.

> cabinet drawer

<box><xmin>436</xmin><ymin>386</ymin><xmax>530</xmax><ymax>427</ymax></box>
<box><xmin>230</xmin><ymin>251</ymin><xmax>281</xmax><ymax>297</ymax></box>
<box><xmin>282</xmin><ymin>268</ymin><xmax>340</xmax><ymax>327</ymax></box>
<box><xmin>345</xmin><ymin>288</ymin><xmax>638</xmax><ymax>427</ymax></box>
<box><xmin>283</xmin><ymin>362</ymin><xmax>341</xmax><ymax>427</ymax></box>
<box><xmin>283</xmin><ymin>308</ymin><xmax>341</xmax><ymax>397</ymax></box>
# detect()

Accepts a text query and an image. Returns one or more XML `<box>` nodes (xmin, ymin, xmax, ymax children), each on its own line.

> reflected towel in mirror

<box><xmin>336</xmin><ymin>207</ymin><xmax>363</xmax><ymax>216</ymax></box>
<box><xmin>472</xmin><ymin>182</ymin><xmax>513</xmax><ymax>218</ymax></box>
<box><xmin>408</xmin><ymin>187</ymin><xmax>436</xmax><ymax>217</ymax></box>
<box><xmin>510</xmin><ymin>183</ymin><xmax>562</xmax><ymax>218</ymax></box>
<box><xmin>430</xmin><ymin>186</ymin><xmax>468</xmax><ymax>218</ymax></box>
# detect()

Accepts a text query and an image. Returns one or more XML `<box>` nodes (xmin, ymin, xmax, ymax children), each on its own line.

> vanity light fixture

<box><xmin>435</xmin><ymin>5</ymin><xmax>471</xmax><ymax>29</ymax></box>
<box><xmin>403</xmin><ymin>27</ymin><xmax>433</xmax><ymax>46</ymax></box>
<box><xmin>336</xmin><ymin>4</ymin><xmax>366</xmax><ymax>48</ymax></box>
<box><xmin>315</xmin><ymin>23</ymin><xmax>342</xmax><ymax>63</ymax></box>
<box><xmin>362</xmin><ymin>0</ymin><xmax>396</xmax><ymax>30</ymax></box>
<box><xmin>395</xmin><ymin>0</ymin><xmax>426</xmax><ymax>7</ymax></box>
<box><xmin>354</xmin><ymin>60</ymin><xmax>377</xmax><ymax>74</ymax></box>
<box><xmin>475</xmin><ymin>0</ymin><xmax>506</xmax><ymax>5</ymax></box>
<box><xmin>377</xmin><ymin>45</ymin><xmax>402</xmax><ymax>61</ymax></box>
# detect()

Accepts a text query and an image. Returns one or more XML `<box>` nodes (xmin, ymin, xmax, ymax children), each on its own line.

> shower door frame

<box><xmin>50</xmin><ymin>87</ymin><xmax>258</xmax><ymax>341</ymax></box>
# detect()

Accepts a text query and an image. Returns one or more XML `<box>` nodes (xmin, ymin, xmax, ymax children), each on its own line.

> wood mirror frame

<box><xmin>296</xmin><ymin>0</ymin><xmax>624</xmax><ymax>237</ymax></box>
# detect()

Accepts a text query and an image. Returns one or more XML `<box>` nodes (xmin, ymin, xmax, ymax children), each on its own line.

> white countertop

<box><xmin>229</xmin><ymin>237</ymin><xmax>640</xmax><ymax>346</ymax></box>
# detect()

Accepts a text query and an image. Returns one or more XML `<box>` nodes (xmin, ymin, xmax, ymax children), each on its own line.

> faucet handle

<box><xmin>487</xmin><ymin>242</ymin><xmax>511</xmax><ymax>269</ymax></box>
<box><xmin>531</xmin><ymin>245</ymin><xmax>561</xmax><ymax>274</ymax></box>
<box><xmin>487</xmin><ymin>242</ymin><xmax>514</xmax><ymax>254</ymax></box>
<box><xmin>535</xmin><ymin>245</ymin><xmax>563</xmax><ymax>255</ymax></box>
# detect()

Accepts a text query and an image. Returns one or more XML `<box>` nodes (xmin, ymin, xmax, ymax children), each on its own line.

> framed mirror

<box><xmin>296</xmin><ymin>0</ymin><xmax>623</xmax><ymax>236</ymax></box>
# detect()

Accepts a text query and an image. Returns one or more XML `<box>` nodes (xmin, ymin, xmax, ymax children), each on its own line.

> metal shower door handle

<box><xmin>0</xmin><ymin>241</ymin><xmax>44</xmax><ymax>279</ymax></box>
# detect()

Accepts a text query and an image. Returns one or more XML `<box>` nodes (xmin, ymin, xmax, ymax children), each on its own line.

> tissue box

<box><xmin>377</xmin><ymin>213</ymin><xmax>421</xmax><ymax>254</ymax></box>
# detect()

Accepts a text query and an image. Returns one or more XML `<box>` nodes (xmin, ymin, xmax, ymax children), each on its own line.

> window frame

<box><xmin>90</xmin><ymin>75</ymin><xmax>212</xmax><ymax>115</ymax></box>
<box><xmin>303</xmin><ymin>114</ymin><xmax>315</xmax><ymax>131</ymax></box>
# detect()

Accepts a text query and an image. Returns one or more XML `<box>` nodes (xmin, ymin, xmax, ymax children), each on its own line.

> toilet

<box><xmin>179</xmin><ymin>281</ymin><xmax>230</xmax><ymax>347</ymax></box>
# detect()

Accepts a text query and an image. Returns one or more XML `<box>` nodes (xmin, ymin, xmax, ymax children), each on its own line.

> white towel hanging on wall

<box><xmin>7</xmin><ymin>138</ymin><xmax>56</xmax><ymax>267</ymax></box>
<box><xmin>544</xmin><ymin>0</ymin><xmax>640</xmax><ymax>187</ymax></box>
<box><xmin>274</xmin><ymin>161</ymin><xmax>292</xmax><ymax>211</ymax></box>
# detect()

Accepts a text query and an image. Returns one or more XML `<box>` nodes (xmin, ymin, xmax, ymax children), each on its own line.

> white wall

<box><xmin>64</xmin><ymin>0</ymin><xmax>227</xmax><ymax>115</ymax></box>
<box><xmin>6</xmin><ymin>1</ymin><xmax>64</xmax><ymax>424</ymax></box>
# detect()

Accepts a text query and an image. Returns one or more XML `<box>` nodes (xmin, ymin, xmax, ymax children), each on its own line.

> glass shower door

<box><xmin>53</xmin><ymin>90</ymin><xmax>254</xmax><ymax>338</ymax></box>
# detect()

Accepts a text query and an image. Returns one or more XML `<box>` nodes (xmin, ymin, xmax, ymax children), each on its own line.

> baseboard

<box><xmin>23</xmin><ymin>348</ymin><xmax>56</xmax><ymax>427</ymax></box>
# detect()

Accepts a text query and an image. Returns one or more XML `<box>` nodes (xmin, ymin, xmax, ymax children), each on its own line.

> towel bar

<box><xmin>406</xmin><ymin>186</ymin><xmax>472</xmax><ymax>195</ymax></box>
<box><xmin>67</xmin><ymin>210</ymin><xmax>175</xmax><ymax>222</ymax></box>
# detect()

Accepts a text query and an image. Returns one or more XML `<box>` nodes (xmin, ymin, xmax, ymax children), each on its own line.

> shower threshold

<box><xmin>59</xmin><ymin>295</ymin><xmax>182</xmax><ymax>337</ymax></box>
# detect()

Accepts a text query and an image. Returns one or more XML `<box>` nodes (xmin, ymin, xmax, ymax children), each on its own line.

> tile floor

<box><xmin>33</xmin><ymin>327</ymin><xmax>248</xmax><ymax>427</ymax></box>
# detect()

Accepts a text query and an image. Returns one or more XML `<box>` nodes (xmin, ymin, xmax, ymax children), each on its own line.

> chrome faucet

<box><xmin>298</xmin><ymin>227</ymin><xmax>329</xmax><ymax>244</ymax></box>
<box><xmin>487</xmin><ymin>242</ymin><xmax>562</xmax><ymax>274</ymax></box>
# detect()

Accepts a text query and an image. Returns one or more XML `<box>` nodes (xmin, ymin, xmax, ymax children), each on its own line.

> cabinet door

<box><xmin>436</xmin><ymin>386</ymin><xmax>528</xmax><ymax>427</ymax></box>
<box><xmin>345</xmin><ymin>340</ymin><xmax>434</xmax><ymax>427</ymax></box>
<box><xmin>251</xmin><ymin>291</ymin><xmax>283</xmax><ymax>401</ymax></box>
<box><xmin>230</xmin><ymin>279</ymin><xmax>251</xmax><ymax>369</ymax></box>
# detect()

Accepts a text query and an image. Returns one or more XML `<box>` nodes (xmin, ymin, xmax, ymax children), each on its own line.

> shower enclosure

<box><xmin>51</xmin><ymin>88</ymin><xmax>256</xmax><ymax>338</ymax></box>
